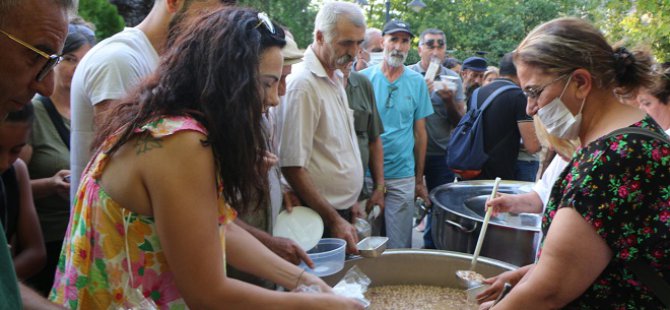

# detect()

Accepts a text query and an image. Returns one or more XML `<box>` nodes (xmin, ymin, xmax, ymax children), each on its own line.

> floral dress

<box><xmin>542</xmin><ymin>117</ymin><xmax>670</xmax><ymax>309</ymax></box>
<box><xmin>49</xmin><ymin>116</ymin><xmax>237</xmax><ymax>309</ymax></box>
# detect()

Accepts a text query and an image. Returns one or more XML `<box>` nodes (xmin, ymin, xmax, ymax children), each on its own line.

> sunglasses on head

<box><xmin>255</xmin><ymin>12</ymin><xmax>275</xmax><ymax>34</ymax></box>
<box><xmin>422</xmin><ymin>39</ymin><xmax>445</xmax><ymax>49</ymax></box>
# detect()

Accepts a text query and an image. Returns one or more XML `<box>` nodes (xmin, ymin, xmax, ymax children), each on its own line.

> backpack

<box><xmin>446</xmin><ymin>82</ymin><xmax>520</xmax><ymax>179</ymax></box>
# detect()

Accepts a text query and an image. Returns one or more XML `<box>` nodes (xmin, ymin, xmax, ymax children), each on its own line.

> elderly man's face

<box><xmin>382</xmin><ymin>32</ymin><xmax>411</xmax><ymax>67</ymax></box>
<box><xmin>321</xmin><ymin>19</ymin><xmax>365</xmax><ymax>71</ymax></box>
<box><xmin>0</xmin><ymin>0</ymin><xmax>67</xmax><ymax>118</ymax></box>
<box><xmin>357</xmin><ymin>32</ymin><xmax>382</xmax><ymax>63</ymax></box>
<box><xmin>462</xmin><ymin>69</ymin><xmax>484</xmax><ymax>88</ymax></box>
<box><xmin>418</xmin><ymin>33</ymin><xmax>446</xmax><ymax>64</ymax></box>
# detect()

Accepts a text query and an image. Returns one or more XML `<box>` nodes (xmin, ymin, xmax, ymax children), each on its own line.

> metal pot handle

<box><xmin>445</xmin><ymin>219</ymin><xmax>478</xmax><ymax>233</ymax></box>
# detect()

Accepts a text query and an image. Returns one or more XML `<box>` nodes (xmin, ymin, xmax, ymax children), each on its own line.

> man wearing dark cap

<box><xmin>470</xmin><ymin>52</ymin><xmax>540</xmax><ymax>180</ymax></box>
<box><xmin>461</xmin><ymin>56</ymin><xmax>488</xmax><ymax>103</ymax></box>
<box><xmin>360</xmin><ymin>20</ymin><xmax>433</xmax><ymax>249</ymax></box>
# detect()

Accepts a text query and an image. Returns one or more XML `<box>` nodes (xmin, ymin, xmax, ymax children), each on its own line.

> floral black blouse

<box><xmin>542</xmin><ymin>117</ymin><xmax>670</xmax><ymax>309</ymax></box>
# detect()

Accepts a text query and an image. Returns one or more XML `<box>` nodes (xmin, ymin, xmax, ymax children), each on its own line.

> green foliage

<box><xmin>78</xmin><ymin>0</ymin><xmax>125</xmax><ymax>40</ymax></box>
<box><xmin>345</xmin><ymin>0</ymin><xmax>589</xmax><ymax>65</ymax></box>
<box><xmin>238</xmin><ymin>0</ymin><xmax>319</xmax><ymax>49</ymax></box>
<box><xmin>592</xmin><ymin>0</ymin><xmax>670</xmax><ymax>62</ymax></box>
<box><xmin>235</xmin><ymin>0</ymin><xmax>670</xmax><ymax>65</ymax></box>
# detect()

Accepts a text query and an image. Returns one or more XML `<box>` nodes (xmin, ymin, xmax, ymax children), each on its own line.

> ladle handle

<box><xmin>470</xmin><ymin>177</ymin><xmax>502</xmax><ymax>270</ymax></box>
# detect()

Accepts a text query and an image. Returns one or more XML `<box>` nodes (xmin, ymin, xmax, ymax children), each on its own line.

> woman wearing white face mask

<box><xmin>478</xmin><ymin>17</ymin><xmax>670</xmax><ymax>309</ymax></box>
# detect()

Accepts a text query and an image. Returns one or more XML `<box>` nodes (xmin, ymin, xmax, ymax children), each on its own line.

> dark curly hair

<box><xmin>96</xmin><ymin>6</ymin><xmax>286</xmax><ymax>213</ymax></box>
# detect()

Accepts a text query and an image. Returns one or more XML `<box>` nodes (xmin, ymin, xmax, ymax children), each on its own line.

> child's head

<box><xmin>0</xmin><ymin>103</ymin><xmax>33</xmax><ymax>173</ymax></box>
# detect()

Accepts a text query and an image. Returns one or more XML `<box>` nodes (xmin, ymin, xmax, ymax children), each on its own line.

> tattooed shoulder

<box><xmin>135</xmin><ymin>134</ymin><xmax>162</xmax><ymax>155</ymax></box>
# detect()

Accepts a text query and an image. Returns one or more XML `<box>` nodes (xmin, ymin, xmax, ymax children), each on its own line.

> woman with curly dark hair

<box><xmin>49</xmin><ymin>6</ymin><xmax>362</xmax><ymax>309</ymax></box>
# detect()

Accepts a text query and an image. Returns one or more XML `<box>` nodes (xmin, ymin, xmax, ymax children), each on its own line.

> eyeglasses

<box><xmin>522</xmin><ymin>73</ymin><xmax>571</xmax><ymax>100</ymax></box>
<box><xmin>386</xmin><ymin>85</ymin><xmax>399</xmax><ymax>108</ymax></box>
<box><xmin>255</xmin><ymin>12</ymin><xmax>275</xmax><ymax>34</ymax></box>
<box><xmin>0</xmin><ymin>29</ymin><xmax>63</xmax><ymax>82</ymax></box>
<box><xmin>421</xmin><ymin>39</ymin><xmax>445</xmax><ymax>49</ymax></box>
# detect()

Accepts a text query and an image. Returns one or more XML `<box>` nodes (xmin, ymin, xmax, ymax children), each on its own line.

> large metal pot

<box><xmin>323</xmin><ymin>249</ymin><xmax>516</xmax><ymax>287</ymax></box>
<box><xmin>431</xmin><ymin>180</ymin><xmax>540</xmax><ymax>267</ymax></box>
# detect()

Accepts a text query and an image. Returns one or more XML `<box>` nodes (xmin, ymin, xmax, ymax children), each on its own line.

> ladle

<box><xmin>456</xmin><ymin>177</ymin><xmax>502</xmax><ymax>288</ymax></box>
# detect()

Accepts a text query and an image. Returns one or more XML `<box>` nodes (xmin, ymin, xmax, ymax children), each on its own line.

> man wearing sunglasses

<box><xmin>69</xmin><ymin>0</ymin><xmax>237</xmax><ymax>202</ymax></box>
<box><xmin>360</xmin><ymin>20</ymin><xmax>433</xmax><ymax>249</ymax></box>
<box><xmin>0</xmin><ymin>0</ymin><xmax>69</xmax><ymax>120</ymax></box>
<box><xmin>408</xmin><ymin>28</ymin><xmax>465</xmax><ymax>249</ymax></box>
<box><xmin>1</xmin><ymin>0</ymin><xmax>72</xmax><ymax>308</ymax></box>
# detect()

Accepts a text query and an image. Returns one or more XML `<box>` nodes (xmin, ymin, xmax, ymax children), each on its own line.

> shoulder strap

<box><xmin>469</xmin><ymin>88</ymin><xmax>480</xmax><ymax>111</ymax></box>
<box><xmin>37</xmin><ymin>96</ymin><xmax>70</xmax><ymax>150</ymax></box>
<box><xmin>479</xmin><ymin>83</ymin><xmax>520</xmax><ymax>112</ymax></box>
<box><xmin>629</xmin><ymin>260</ymin><xmax>670</xmax><ymax>307</ymax></box>
<box><xmin>606</xmin><ymin>126</ymin><xmax>670</xmax><ymax>307</ymax></box>
<box><xmin>605</xmin><ymin>126</ymin><xmax>670</xmax><ymax>144</ymax></box>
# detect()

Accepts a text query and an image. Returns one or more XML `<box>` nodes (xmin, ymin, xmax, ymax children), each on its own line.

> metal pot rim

<box><xmin>430</xmin><ymin>180</ymin><xmax>540</xmax><ymax>232</ymax></box>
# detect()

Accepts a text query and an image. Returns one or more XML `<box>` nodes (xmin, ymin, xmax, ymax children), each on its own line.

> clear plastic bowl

<box><xmin>299</xmin><ymin>238</ymin><xmax>346</xmax><ymax>277</ymax></box>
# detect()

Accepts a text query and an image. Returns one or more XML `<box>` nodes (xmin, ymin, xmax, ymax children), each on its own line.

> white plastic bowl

<box><xmin>299</xmin><ymin>238</ymin><xmax>346</xmax><ymax>277</ymax></box>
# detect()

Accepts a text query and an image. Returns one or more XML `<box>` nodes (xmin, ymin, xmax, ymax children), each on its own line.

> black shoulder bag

<box><xmin>37</xmin><ymin>96</ymin><xmax>70</xmax><ymax>150</ymax></box>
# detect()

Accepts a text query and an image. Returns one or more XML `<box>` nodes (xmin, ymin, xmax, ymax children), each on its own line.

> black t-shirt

<box><xmin>471</xmin><ymin>78</ymin><xmax>532</xmax><ymax>180</ymax></box>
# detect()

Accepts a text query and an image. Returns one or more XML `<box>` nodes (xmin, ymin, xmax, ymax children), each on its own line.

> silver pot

<box><xmin>430</xmin><ymin>180</ymin><xmax>541</xmax><ymax>267</ymax></box>
<box><xmin>323</xmin><ymin>249</ymin><xmax>516</xmax><ymax>287</ymax></box>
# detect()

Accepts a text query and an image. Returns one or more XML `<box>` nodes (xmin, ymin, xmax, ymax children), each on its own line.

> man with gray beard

<box><xmin>277</xmin><ymin>1</ymin><xmax>365</xmax><ymax>254</ymax></box>
<box><xmin>360</xmin><ymin>20</ymin><xmax>433</xmax><ymax>249</ymax></box>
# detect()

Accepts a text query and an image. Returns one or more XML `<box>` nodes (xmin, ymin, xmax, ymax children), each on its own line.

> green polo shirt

<box><xmin>345</xmin><ymin>71</ymin><xmax>384</xmax><ymax>174</ymax></box>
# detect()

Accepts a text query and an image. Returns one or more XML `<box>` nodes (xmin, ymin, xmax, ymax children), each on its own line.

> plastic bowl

<box><xmin>299</xmin><ymin>238</ymin><xmax>346</xmax><ymax>277</ymax></box>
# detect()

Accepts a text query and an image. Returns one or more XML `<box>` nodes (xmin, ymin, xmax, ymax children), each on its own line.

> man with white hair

<box><xmin>360</xmin><ymin>20</ymin><xmax>433</xmax><ymax>249</ymax></box>
<box><xmin>278</xmin><ymin>1</ymin><xmax>365</xmax><ymax>254</ymax></box>
<box><xmin>1</xmin><ymin>0</ymin><xmax>71</xmax><ymax>307</ymax></box>
<box><xmin>352</xmin><ymin>27</ymin><xmax>382</xmax><ymax>72</ymax></box>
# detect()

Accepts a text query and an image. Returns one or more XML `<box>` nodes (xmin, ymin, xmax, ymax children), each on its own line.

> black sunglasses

<box><xmin>1</xmin><ymin>29</ymin><xmax>63</xmax><ymax>82</ymax></box>
<box><xmin>386</xmin><ymin>85</ymin><xmax>399</xmax><ymax>108</ymax></box>
<box><xmin>422</xmin><ymin>39</ymin><xmax>445</xmax><ymax>49</ymax></box>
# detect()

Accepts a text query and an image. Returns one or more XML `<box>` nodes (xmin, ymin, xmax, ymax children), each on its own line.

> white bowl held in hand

<box><xmin>273</xmin><ymin>206</ymin><xmax>324</xmax><ymax>251</ymax></box>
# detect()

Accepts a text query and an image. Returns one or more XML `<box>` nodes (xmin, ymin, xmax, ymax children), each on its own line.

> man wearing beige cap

<box><xmin>268</xmin><ymin>32</ymin><xmax>303</xmax><ymax>218</ymax></box>
<box><xmin>237</xmin><ymin>33</ymin><xmax>305</xmax><ymax>255</ymax></box>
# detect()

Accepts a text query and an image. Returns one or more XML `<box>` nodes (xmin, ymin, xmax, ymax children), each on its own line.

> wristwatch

<box><xmin>374</xmin><ymin>183</ymin><xmax>387</xmax><ymax>194</ymax></box>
